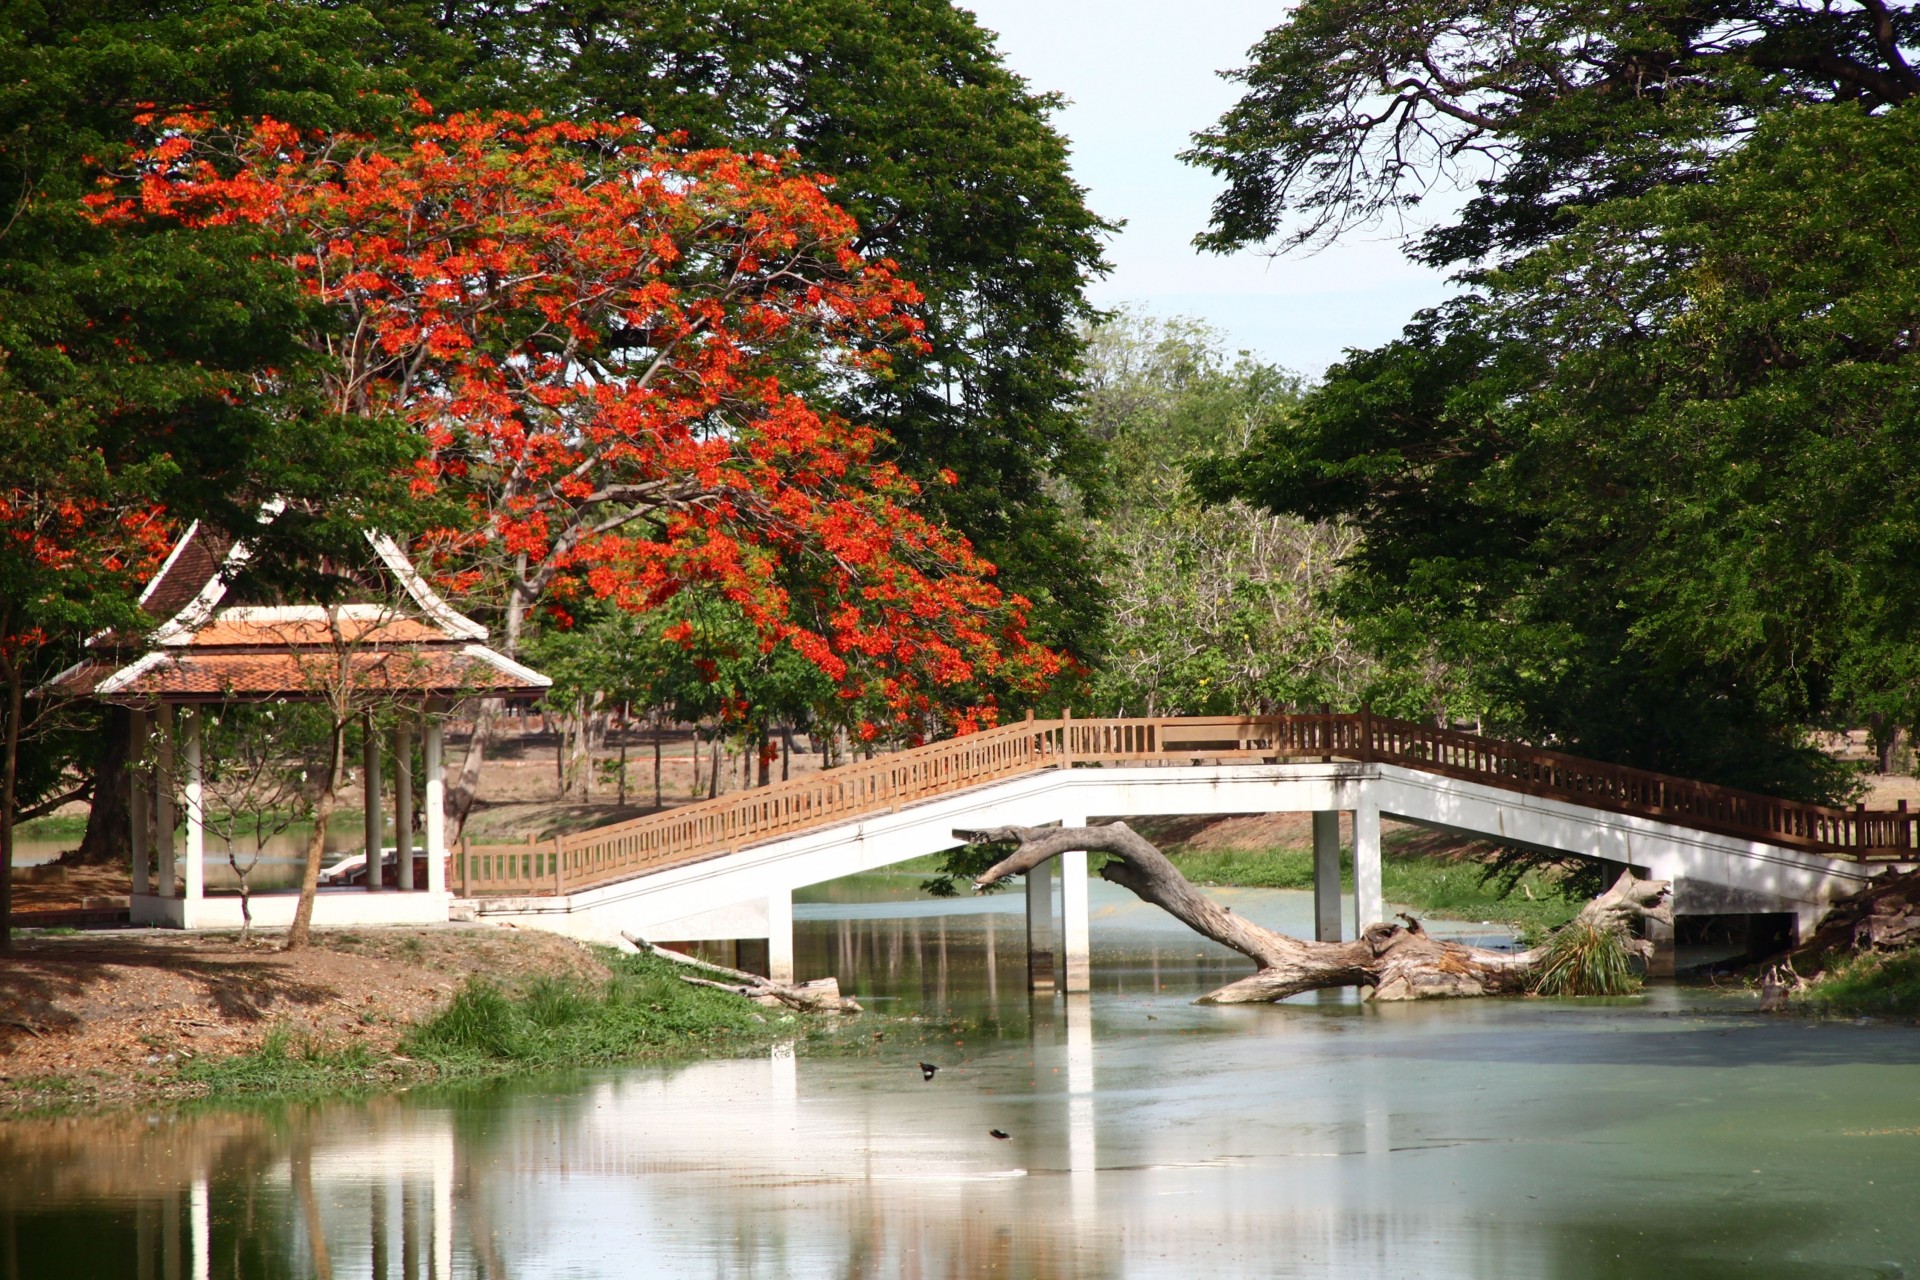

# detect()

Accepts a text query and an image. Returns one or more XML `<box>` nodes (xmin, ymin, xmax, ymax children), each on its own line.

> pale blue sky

<box><xmin>961</xmin><ymin>1</ymin><xmax>1457</xmax><ymax>376</ymax></box>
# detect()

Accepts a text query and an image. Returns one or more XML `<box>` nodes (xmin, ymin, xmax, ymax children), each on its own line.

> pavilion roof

<box><xmin>44</xmin><ymin>524</ymin><xmax>550</xmax><ymax>703</ymax></box>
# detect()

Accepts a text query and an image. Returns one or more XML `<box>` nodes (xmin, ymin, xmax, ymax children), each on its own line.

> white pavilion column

<box><xmin>1059</xmin><ymin>815</ymin><xmax>1091</xmax><ymax>994</ymax></box>
<box><xmin>154</xmin><ymin>704</ymin><xmax>177</xmax><ymax>898</ymax></box>
<box><xmin>394</xmin><ymin>719</ymin><xmax>416</xmax><ymax>891</ymax></box>
<box><xmin>1312</xmin><ymin>810</ymin><xmax>1343</xmax><ymax>942</ymax></box>
<box><xmin>1353</xmin><ymin>797</ymin><xmax>1383</xmax><ymax>934</ymax></box>
<box><xmin>766</xmin><ymin>885</ymin><xmax>795</xmax><ymax>983</ymax></box>
<box><xmin>363</xmin><ymin>713</ymin><xmax>383</xmax><ymax>891</ymax></box>
<box><xmin>129</xmin><ymin>708</ymin><xmax>150</xmax><ymax>897</ymax></box>
<box><xmin>1026</xmin><ymin>857</ymin><xmax>1055</xmax><ymax>993</ymax></box>
<box><xmin>181</xmin><ymin>707</ymin><xmax>205</xmax><ymax>904</ymax></box>
<box><xmin>424</xmin><ymin>709</ymin><xmax>447</xmax><ymax>896</ymax></box>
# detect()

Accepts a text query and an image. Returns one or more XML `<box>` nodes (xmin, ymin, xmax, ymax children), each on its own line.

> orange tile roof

<box><xmin>62</xmin><ymin>647</ymin><xmax>545</xmax><ymax>700</ymax></box>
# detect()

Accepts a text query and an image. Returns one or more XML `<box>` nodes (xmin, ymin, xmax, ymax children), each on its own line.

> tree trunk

<box><xmin>707</xmin><ymin>735</ymin><xmax>721</xmax><ymax>799</ymax></box>
<box><xmin>653</xmin><ymin>717</ymin><xmax>663</xmax><ymax>810</ymax></box>
<box><xmin>74</xmin><ymin>704</ymin><xmax>132</xmax><ymax>866</ymax></box>
<box><xmin>0</xmin><ymin>652</ymin><xmax>20</xmax><ymax>953</ymax></box>
<box><xmin>285</xmin><ymin>721</ymin><xmax>346</xmax><ymax>952</ymax></box>
<box><xmin>964</xmin><ymin>823</ymin><xmax>1672</xmax><ymax>1002</ymax></box>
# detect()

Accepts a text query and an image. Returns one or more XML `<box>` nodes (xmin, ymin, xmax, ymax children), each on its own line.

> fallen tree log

<box><xmin>621</xmin><ymin>933</ymin><xmax>863</xmax><ymax>1014</ymax></box>
<box><xmin>962</xmin><ymin>822</ymin><xmax>1671</xmax><ymax>1002</ymax></box>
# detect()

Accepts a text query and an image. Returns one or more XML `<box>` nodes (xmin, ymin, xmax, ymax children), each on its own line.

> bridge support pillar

<box><xmin>1643</xmin><ymin>911</ymin><xmax>1675</xmax><ymax>979</ymax></box>
<box><xmin>1060</xmin><ymin>815</ymin><xmax>1091</xmax><ymax>993</ymax></box>
<box><xmin>767</xmin><ymin>886</ymin><xmax>795</xmax><ymax>984</ymax></box>
<box><xmin>1312</xmin><ymin>810</ymin><xmax>1343</xmax><ymax>942</ymax></box>
<box><xmin>1026</xmin><ymin>859</ymin><xmax>1055</xmax><ymax>993</ymax></box>
<box><xmin>1353</xmin><ymin>799</ymin><xmax>1383</xmax><ymax>933</ymax></box>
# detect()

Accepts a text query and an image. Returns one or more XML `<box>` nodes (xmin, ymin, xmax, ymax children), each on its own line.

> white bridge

<box><xmin>459</xmin><ymin>715</ymin><xmax>1906</xmax><ymax>986</ymax></box>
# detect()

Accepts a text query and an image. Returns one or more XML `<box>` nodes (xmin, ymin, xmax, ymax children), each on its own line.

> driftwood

<box><xmin>622</xmin><ymin>933</ymin><xmax>862</xmax><ymax>1014</ymax></box>
<box><xmin>963</xmin><ymin>822</ymin><xmax>1672</xmax><ymax>1002</ymax></box>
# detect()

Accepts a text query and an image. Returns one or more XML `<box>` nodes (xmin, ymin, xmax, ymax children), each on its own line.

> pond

<box><xmin>5</xmin><ymin>877</ymin><xmax>1920</xmax><ymax>1278</ymax></box>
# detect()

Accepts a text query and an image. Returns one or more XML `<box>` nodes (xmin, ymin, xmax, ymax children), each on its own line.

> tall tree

<box><xmin>1074</xmin><ymin>313</ymin><xmax>1386</xmax><ymax>716</ymax></box>
<box><xmin>104</xmin><ymin>111</ymin><xmax>1061</xmax><ymax>823</ymax></box>
<box><xmin>1198</xmin><ymin>102</ymin><xmax>1920</xmax><ymax>799</ymax></box>
<box><xmin>391</xmin><ymin>0</ymin><xmax>1117</xmax><ymax>664</ymax></box>
<box><xmin>1187</xmin><ymin>0</ymin><xmax>1919</xmax><ymax>267</ymax></box>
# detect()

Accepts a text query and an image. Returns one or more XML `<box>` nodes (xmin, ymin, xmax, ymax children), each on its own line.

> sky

<box><xmin>960</xmin><ymin>1</ymin><xmax>1457</xmax><ymax>377</ymax></box>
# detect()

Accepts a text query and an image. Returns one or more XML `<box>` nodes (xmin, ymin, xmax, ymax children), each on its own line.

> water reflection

<box><xmin>9</xmin><ymin>880</ymin><xmax>1920</xmax><ymax>1278</ymax></box>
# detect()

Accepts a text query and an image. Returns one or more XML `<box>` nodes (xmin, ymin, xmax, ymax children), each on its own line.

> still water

<box><xmin>6</xmin><ymin>879</ymin><xmax>1920</xmax><ymax>1279</ymax></box>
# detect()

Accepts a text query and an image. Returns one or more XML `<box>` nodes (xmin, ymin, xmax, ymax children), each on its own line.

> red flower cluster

<box><xmin>91</xmin><ymin>109</ymin><xmax>1061</xmax><ymax>728</ymax></box>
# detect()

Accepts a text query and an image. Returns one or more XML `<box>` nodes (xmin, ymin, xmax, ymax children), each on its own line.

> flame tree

<box><xmin>93</xmin><ymin>109</ymin><xmax>1061</xmax><ymax>823</ymax></box>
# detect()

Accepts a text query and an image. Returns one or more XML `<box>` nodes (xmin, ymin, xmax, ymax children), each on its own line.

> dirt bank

<box><xmin>0</xmin><ymin>925</ymin><xmax>610</xmax><ymax>1113</ymax></box>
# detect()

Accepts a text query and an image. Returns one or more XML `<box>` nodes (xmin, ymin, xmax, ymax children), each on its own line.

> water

<box><xmin>13</xmin><ymin>826</ymin><xmax>373</xmax><ymax>888</ymax></box>
<box><xmin>6</xmin><ymin>878</ymin><xmax>1920</xmax><ymax>1278</ymax></box>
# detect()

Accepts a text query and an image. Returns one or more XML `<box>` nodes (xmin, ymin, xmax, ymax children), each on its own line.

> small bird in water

<box><xmin>989</xmin><ymin>1129</ymin><xmax>1010</xmax><ymax>1140</ymax></box>
<box><xmin>919</xmin><ymin>1062</ymin><xmax>938</xmax><ymax>1081</ymax></box>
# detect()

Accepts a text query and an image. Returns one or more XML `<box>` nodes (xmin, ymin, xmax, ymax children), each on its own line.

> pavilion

<box><xmin>46</xmin><ymin>520</ymin><xmax>549</xmax><ymax>929</ymax></box>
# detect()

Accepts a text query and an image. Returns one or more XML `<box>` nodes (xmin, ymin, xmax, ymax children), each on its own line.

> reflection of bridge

<box><xmin>460</xmin><ymin>714</ymin><xmax>1915</xmax><ymax>985</ymax></box>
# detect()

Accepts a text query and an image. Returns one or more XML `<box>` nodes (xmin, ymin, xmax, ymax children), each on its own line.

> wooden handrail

<box><xmin>451</xmin><ymin>713</ymin><xmax>1920</xmax><ymax>896</ymax></box>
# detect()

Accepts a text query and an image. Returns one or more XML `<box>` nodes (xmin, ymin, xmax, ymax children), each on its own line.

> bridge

<box><xmin>456</xmin><ymin>713</ymin><xmax>1916</xmax><ymax>988</ymax></box>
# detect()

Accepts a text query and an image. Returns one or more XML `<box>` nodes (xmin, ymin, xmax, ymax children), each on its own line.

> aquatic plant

<box><xmin>1529</xmin><ymin>919</ymin><xmax>1642</xmax><ymax>997</ymax></box>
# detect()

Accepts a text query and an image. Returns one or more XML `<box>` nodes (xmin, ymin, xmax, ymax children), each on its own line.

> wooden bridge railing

<box><xmin>454</xmin><ymin>712</ymin><xmax>1918</xmax><ymax>897</ymax></box>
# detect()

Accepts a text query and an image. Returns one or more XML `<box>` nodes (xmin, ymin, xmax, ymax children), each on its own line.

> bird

<box><xmin>919</xmin><ymin>1062</ymin><xmax>938</xmax><ymax>1081</ymax></box>
<box><xmin>989</xmin><ymin>1129</ymin><xmax>1010</xmax><ymax>1141</ymax></box>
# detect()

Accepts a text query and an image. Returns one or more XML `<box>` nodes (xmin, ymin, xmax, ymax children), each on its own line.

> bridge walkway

<box><xmin>457</xmin><ymin>714</ymin><xmax>1913</xmax><ymax>982</ymax></box>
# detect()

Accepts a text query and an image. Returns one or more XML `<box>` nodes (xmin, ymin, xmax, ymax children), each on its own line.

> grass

<box><xmin>1529</xmin><ymin>919</ymin><xmax>1642</xmax><ymax>996</ymax></box>
<box><xmin>179</xmin><ymin>950</ymin><xmax>816</xmax><ymax>1097</ymax></box>
<box><xmin>1791</xmin><ymin>950</ymin><xmax>1920</xmax><ymax>1018</ymax></box>
<box><xmin>1166</xmin><ymin>839</ymin><xmax>1586</xmax><ymax>940</ymax></box>
<box><xmin>12</xmin><ymin>814</ymin><xmax>89</xmax><ymax>841</ymax></box>
<box><xmin>404</xmin><ymin>951</ymin><xmax>793</xmax><ymax>1073</ymax></box>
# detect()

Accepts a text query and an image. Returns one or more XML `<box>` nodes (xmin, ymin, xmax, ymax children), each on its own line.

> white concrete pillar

<box><xmin>432</xmin><ymin>1130</ymin><xmax>454</xmax><ymax>1280</ymax></box>
<box><xmin>1026</xmin><ymin>858</ymin><xmax>1055</xmax><ymax>993</ymax></box>
<box><xmin>181</xmin><ymin>707</ymin><xmax>205</xmax><ymax>903</ymax></box>
<box><xmin>1060</xmin><ymin>815</ymin><xmax>1091</xmax><ymax>993</ymax></box>
<box><xmin>129</xmin><ymin>708</ymin><xmax>150</xmax><ymax>896</ymax></box>
<box><xmin>1312</xmin><ymin>810</ymin><xmax>1343</xmax><ymax>942</ymax></box>
<box><xmin>1065</xmin><ymin>991</ymin><xmax>1096</xmax><ymax>1217</ymax></box>
<box><xmin>767</xmin><ymin>885</ymin><xmax>795</xmax><ymax>983</ymax></box>
<box><xmin>395</xmin><ymin>720</ymin><xmax>415</xmax><ymax>891</ymax></box>
<box><xmin>363</xmin><ymin>714</ymin><xmax>383</xmax><ymax>891</ymax></box>
<box><xmin>155</xmin><ymin>705</ymin><xmax>176</xmax><ymax>897</ymax></box>
<box><xmin>424</xmin><ymin>711</ymin><xmax>447</xmax><ymax>896</ymax></box>
<box><xmin>1353</xmin><ymin>798</ymin><xmax>1383</xmax><ymax>934</ymax></box>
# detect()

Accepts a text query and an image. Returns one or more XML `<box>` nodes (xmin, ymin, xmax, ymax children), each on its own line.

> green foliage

<box><xmin>1187</xmin><ymin>0</ymin><xmax>1918</xmax><ymax>267</ymax></box>
<box><xmin>919</xmin><ymin>842</ymin><xmax>1017</xmax><ymax>898</ymax></box>
<box><xmin>1201</xmin><ymin>103</ymin><xmax>1920</xmax><ymax>800</ymax></box>
<box><xmin>1794</xmin><ymin>950</ymin><xmax>1920</xmax><ymax>1018</ymax></box>
<box><xmin>404</xmin><ymin>0</ymin><xmax>1116</xmax><ymax>667</ymax></box>
<box><xmin>1074</xmin><ymin>312</ymin><xmax>1383</xmax><ymax>715</ymax></box>
<box><xmin>1529</xmin><ymin>920</ymin><xmax>1643</xmax><ymax>998</ymax></box>
<box><xmin>402</xmin><ymin>952</ymin><xmax>785</xmax><ymax>1071</ymax></box>
<box><xmin>183</xmin><ymin>1026</ymin><xmax>380</xmax><ymax>1094</ymax></box>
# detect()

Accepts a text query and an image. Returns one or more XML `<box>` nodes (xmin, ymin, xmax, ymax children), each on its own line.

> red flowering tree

<box><xmin>93</xmin><ymin>109</ymin><xmax>1061</xmax><ymax>822</ymax></box>
<box><xmin>0</xmin><ymin>413</ymin><xmax>170</xmax><ymax>949</ymax></box>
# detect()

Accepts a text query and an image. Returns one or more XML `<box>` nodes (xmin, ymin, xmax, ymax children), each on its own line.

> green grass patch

<box><xmin>1529</xmin><ymin>919</ymin><xmax>1642</xmax><ymax>996</ymax></box>
<box><xmin>183</xmin><ymin>1026</ymin><xmax>383</xmax><ymax>1094</ymax></box>
<box><xmin>1793</xmin><ymin>950</ymin><xmax>1920</xmax><ymax>1018</ymax></box>
<box><xmin>1166</xmin><ymin>843</ymin><xmax>1585</xmax><ymax>939</ymax></box>
<box><xmin>402</xmin><ymin>950</ymin><xmax>796</xmax><ymax>1073</ymax></box>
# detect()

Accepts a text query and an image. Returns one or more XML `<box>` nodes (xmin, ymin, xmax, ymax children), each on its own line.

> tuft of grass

<box><xmin>1529</xmin><ymin>920</ymin><xmax>1642</xmax><ymax>997</ymax></box>
<box><xmin>1793</xmin><ymin>950</ymin><xmax>1920</xmax><ymax>1018</ymax></box>
<box><xmin>402</xmin><ymin>950</ymin><xmax>791</xmax><ymax>1073</ymax></box>
<box><xmin>183</xmin><ymin>1026</ymin><xmax>381</xmax><ymax>1094</ymax></box>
